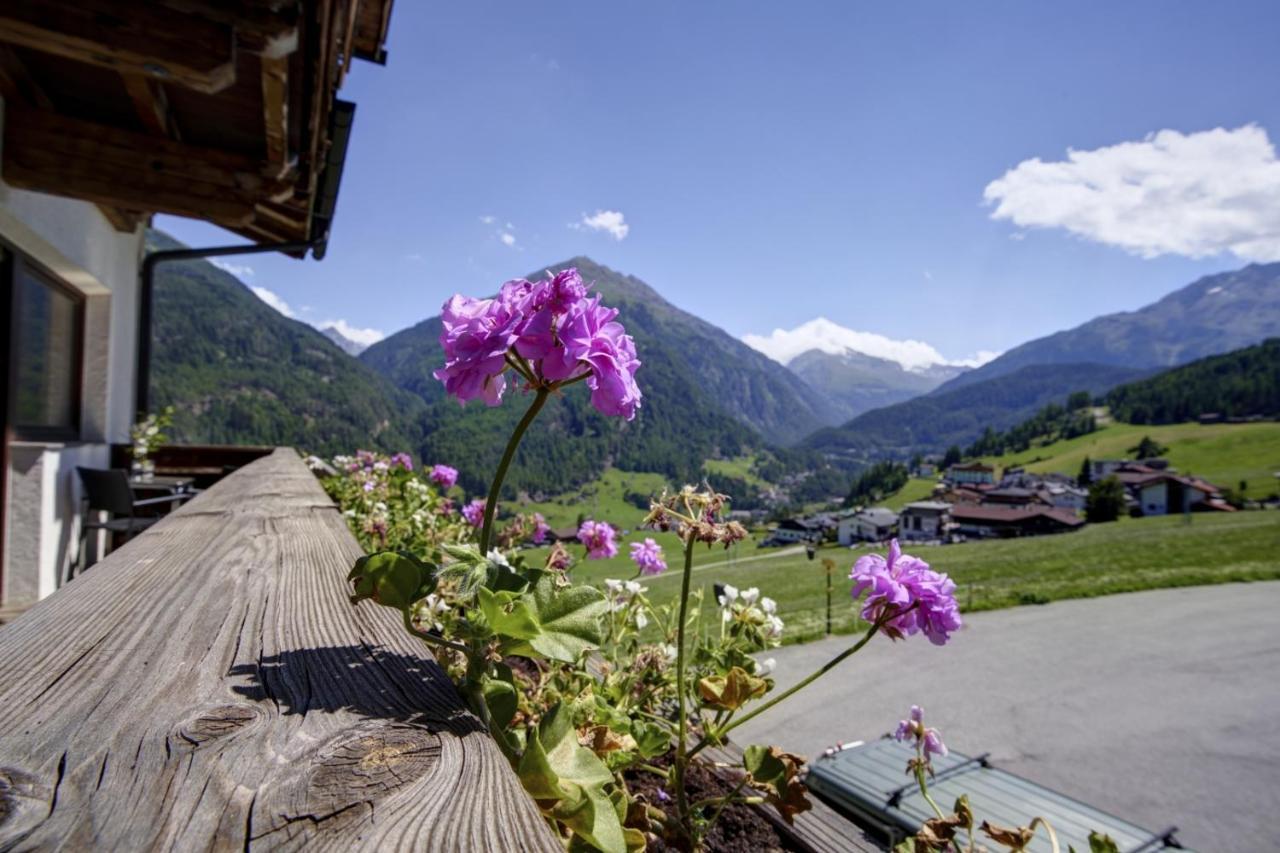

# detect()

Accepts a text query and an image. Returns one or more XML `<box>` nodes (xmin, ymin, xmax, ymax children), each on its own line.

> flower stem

<box><xmin>673</xmin><ymin>535</ymin><xmax>698</xmax><ymax>844</ymax></box>
<box><xmin>1028</xmin><ymin>817</ymin><xmax>1061</xmax><ymax>853</ymax></box>
<box><xmin>479</xmin><ymin>387</ymin><xmax>549</xmax><ymax>553</ymax></box>
<box><xmin>688</xmin><ymin>614</ymin><xmax>890</xmax><ymax>760</ymax></box>
<box><xmin>402</xmin><ymin>609</ymin><xmax>472</xmax><ymax>656</ymax></box>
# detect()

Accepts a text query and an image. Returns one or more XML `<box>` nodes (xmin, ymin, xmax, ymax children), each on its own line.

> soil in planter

<box><xmin>625</xmin><ymin>758</ymin><xmax>797</xmax><ymax>853</ymax></box>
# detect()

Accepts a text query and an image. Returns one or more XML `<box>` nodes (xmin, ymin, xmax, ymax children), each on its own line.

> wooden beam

<box><xmin>0</xmin><ymin>451</ymin><xmax>561</xmax><ymax>850</ymax></box>
<box><xmin>0</xmin><ymin>45</ymin><xmax>54</xmax><ymax>110</ymax></box>
<box><xmin>253</xmin><ymin>200</ymin><xmax>308</xmax><ymax>234</ymax></box>
<box><xmin>260</xmin><ymin>54</ymin><xmax>289</xmax><ymax>174</ymax></box>
<box><xmin>121</xmin><ymin>73</ymin><xmax>180</xmax><ymax>140</ymax></box>
<box><xmin>0</xmin><ymin>49</ymin><xmax>146</xmax><ymax>234</ymax></box>
<box><xmin>95</xmin><ymin>205</ymin><xmax>145</xmax><ymax>233</ymax></box>
<box><xmin>155</xmin><ymin>0</ymin><xmax>299</xmax><ymax>57</ymax></box>
<box><xmin>2</xmin><ymin>107</ymin><xmax>288</xmax><ymax>224</ymax></box>
<box><xmin>0</xmin><ymin>1</ymin><xmax>236</xmax><ymax>94</ymax></box>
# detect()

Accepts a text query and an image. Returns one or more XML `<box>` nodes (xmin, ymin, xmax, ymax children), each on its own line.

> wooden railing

<box><xmin>109</xmin><ymin>443</ymin><xmax>278</xmax><ymax>489</ymax></box>
<box><xmin>0</xmin><ymin>449</ymin><xmax>558</xmax><ymax>851</ymax></box>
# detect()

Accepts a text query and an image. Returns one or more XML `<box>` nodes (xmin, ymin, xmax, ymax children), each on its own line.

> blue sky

<box><xmin>159</xmin><ymin>1</ymin><xmax>1280</xmax><ymax>365</ymax></box>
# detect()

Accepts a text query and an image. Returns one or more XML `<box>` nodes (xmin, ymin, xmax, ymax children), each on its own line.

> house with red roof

<box><xmin>1108</xmin><ymin>464</ymin><xmax>1233</xmax><ymax>516</ymax></box>
<box><xmin>949</xmin><ymin>504</ymin><xmax>1085</xmax><ymax>539</ymax></box>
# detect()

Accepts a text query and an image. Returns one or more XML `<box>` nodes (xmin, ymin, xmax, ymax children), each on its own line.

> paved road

<box><xmin>737</xmin><ymin>582</ymin><xmax>1280</xmax><ymax>853</ymax></box>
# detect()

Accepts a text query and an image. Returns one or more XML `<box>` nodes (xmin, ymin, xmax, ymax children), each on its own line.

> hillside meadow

<box><xmin>976</xmin><ymin>421</ymin><xmax>1280</xmax><ymax>499</ymax></box>
<box><xmin>533</xmin><ymin>510</ymin><xmax>1279</xmax><ymax>645</ymax></box>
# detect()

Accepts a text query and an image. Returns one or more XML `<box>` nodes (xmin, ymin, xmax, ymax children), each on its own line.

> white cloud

<box><xmin>984</xmin><ymin>124</ymin><xmax>1280</xmax><ymax>262</ymax></box>
<box><xmin>577</xmin><ymin>209</ymin><xmax>630</xmax><ymax>241</ymax></box>
<box><xmin>479</xmin><ymin>215</ymin><xmax>496</xmax><ymax>225</ymax></box>
<box><xmin>500</xmin><ymin>231</ymin><xmax>517</xmax><ymax>247</ymax></box>
<box><xmin>251</xmin><ymin>286</ymin><xmax>294</xmax><ymax>318</ymax></box>
<box><xmin>950</xmin><ymin>350</ymin><xmax>1001</xmax><ymax>368</ymax></box>
<box><xmin>742</xmin><ymin>317</ymin><xmax>998</xmax><ymax>372</ymax></box>
<box><xmin>213</xmin><ymin>259</ymin><xmax>254</xmax><ymax>278</ymax></box>
<box><xmin>319</xmin><ymin>319</ymin><xmax>385</xmax><ymax>347</ymax></box>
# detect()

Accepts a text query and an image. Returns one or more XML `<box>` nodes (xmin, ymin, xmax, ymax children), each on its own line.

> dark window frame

<box><xmin>5</xmin><ymin>245</ymin><xmax>86</xmax><ymax>443</ymax></box>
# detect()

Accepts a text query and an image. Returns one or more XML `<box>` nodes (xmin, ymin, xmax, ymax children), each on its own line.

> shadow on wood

<box><xmin>228</xmin><ymin>645</ymin><xmax>485</xmax><ymax>736</ymax></box>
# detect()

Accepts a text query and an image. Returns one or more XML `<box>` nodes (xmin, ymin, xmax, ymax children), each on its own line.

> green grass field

<box><xmin>507</xmin><ymin>420</ymin><xmax>1280</xmax><ymax>647</ymax></box>
<box><xmin>976</xmin><ymin>421</ymin><xmax>1280</xmax><ymax>499</ymax></box>
<box><xmin>702</xmin><ymin>454</ymin><xmax>771</xmax><ymax>488</ymax></box>
<box><xmin>882</xmin><ymin>477</ymin><xmax>939</xmax><ymax>510</ymax></box>
<box><xmin>514</xmin><ymin>467</ymin><xmax>773</xmax><ymax>579</ymax></box>
<box><xmin>549</xmin><ymin>510</ymin><xmax>1279</xmax><ymax>645</ymax></box>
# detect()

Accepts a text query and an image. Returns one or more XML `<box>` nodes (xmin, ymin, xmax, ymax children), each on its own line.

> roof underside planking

<box><xmin>0</xmin><ymin>0</ymin><xmax>394</xmax><ymax>256</ymax></box>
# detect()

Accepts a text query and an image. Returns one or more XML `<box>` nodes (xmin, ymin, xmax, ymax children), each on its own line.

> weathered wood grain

<box><xmin>0</xmin><ymin>449</ymin><xmax>559</xmax><ymax>851</ymax></box>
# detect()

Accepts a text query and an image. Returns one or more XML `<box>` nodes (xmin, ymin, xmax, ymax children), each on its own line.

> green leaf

<box><xmin>441</xmin><ymin>543</ymin><xmax>484</xmax><ymax>565</ymax></box>
<box><xmin>1088</xmin><ymin>832</ymin><xmax>1121</xmax><ymax>853</ymax></box>
<box><xmin>550</xmin><ymin>782</ymin><xmax>626</xmax><ymax>853</ymax></box>
<box><xmin>482</xmin><ymin>665</ymin><xmax>518</xmax><ymax>731</ymax></box>
<box><xmin>631</xmin><ymin>721</ymin><xmax>670</xmax><ymax>759</ymax></box>
<box><xmin>698</xmin><ymin>666</ymin><xmax>767</xmax><ymax>710</ymax></box>
<box><xmin>516</xmin><ymin>723</ymin><xmax>565</xmax><ymax>800</ymax></box>
<box><xmin>347</xmin><ymin>551</ymin><xmax>434</xmax><ymax>609</ymax></box>
<box><xmin>743</xmin><ymin>743</ymin><xmax>785</xmax><ymax>785</ymax></box>
<box><xmin>517</xmin><ymin>704</ymin><xmax>626</xmax><ymax>852</ymax></box>
<box><xmin>477</xmin><ymin>587</ymin><xmax>542</xmax><ymax>640</ymax></box>
<box><xmin>508</xmin><ymin>574</ymin><xmax>608</xmax><ymax>663</ymax></box>
<box><xmin>539</xmin><ymin>703</ymin><xmax>614</xmax><ymax>791</ymax></box>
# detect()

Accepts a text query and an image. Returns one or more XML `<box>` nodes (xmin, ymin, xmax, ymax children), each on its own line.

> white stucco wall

<box><xmin>1</xmin><ymin>133</ymin><xmax>145</xmax><ymax>606</ymax></box>
<box><xmin>1140</xmin><ymin>482</ymin><xmax>1168</xmax><ymax>516</ymax></box>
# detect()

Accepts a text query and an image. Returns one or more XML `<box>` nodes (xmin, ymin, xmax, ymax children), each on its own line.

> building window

<box><xmin>6</xmin><ymin>250</ymin><xmax>84</xmax><ymax>440</ymax></box>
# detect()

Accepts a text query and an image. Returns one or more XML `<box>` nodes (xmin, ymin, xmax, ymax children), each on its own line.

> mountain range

<box><xmin>146</xmin><ymin>231</ymin><xmax>428</xmax><ymax>457</ymax></box>
<box><xmin>148</xmin><ymin>229</ymin><xmax>1280</xmax><ymax>494</ymax></box>
<box><xmin>787</xmin><ymin>347</ymin><xmax>967</xmax><ymax>421</ymax></box>
<box><xmin>321</xmin><ymin>326</ymin><xmax>369</xmax><ymax>356</ymax></box>
<box><xmin>935</xmin><ymin>263</ymin><xmax>1280</xmax><ymax>393</ymax></box>
<box><xmin>797</xmin><ymin>262</ymin><xmax>1280</xmax><ymax>462</ymax></box>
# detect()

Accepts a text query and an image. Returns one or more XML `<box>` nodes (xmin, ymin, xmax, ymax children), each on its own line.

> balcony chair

<box><xmin>72</xmin><ymin>467</ymin><xmax>194</xmax><ymax>578</ymax></box>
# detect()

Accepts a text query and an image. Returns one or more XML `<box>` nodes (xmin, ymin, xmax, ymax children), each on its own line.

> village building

<box><xmin>837</xmin><ymin>507</ymin><xmax>899</xmax><ymax>545</ymax></box>
<box><xmin>1109</xmin><ymin>464</ymin><xmax>1232</xmax><ymax>516</ymax></box>
<box><xmin>768</xmin><ymin>516</ymin><xmax>825</xmax><ymax>545</ymax></box>
<box><xmin>1044</xmin><ymin>482</ymin><xmax>1089</xmax><ymax>510</ymax></box>
<box><xmin>947</xmin><ymin>461</ymin><xmax>996</xmax><ymax>485</ymax></box>
<box><xmin>898</xmin><ymin>501</ymin><xmax>954</xmax><ymax>542</ymax></box>
<box><xmin>982</xmin><ymin>487</ymin><xmax>1054</xmax><ymax>509</ymax></box>
<box><xmin>949</xmin><ymin>504</ymin><xmax>1086</xmax><ymax>539</ymax></box>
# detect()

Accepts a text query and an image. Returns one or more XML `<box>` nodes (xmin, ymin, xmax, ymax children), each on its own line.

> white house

<box><xmin>898</xmin><ymin>501</ymin><xmax>953</xmax><ymax>542</ymax></box>
<box><xmin>1044</xmin><ymin>482</ymin><xmax>1088</xmax><ymax>511</ymax></box>
<box><xmin>838</xmin><ymin>507</ymin><xmax>899</xmax><ymax>545</ymax></box>
<box><xmin>769</xmin><ymin>517</ymin><xmax>824</xmax><ymax>545</ymax></box>
<box><xmin>947</xmin><ymin>462</ymin><xmax>995</xmax><ymax>486</ymax></box>
<box><xmin>2</xmin><ymin>182</ymin><xmax>144</xmax><ymax>609</ymax></box>
<box><xmin>0</xmin><ymin>3</ymin><xmax>394</xmax><ymax>615</ymax></box>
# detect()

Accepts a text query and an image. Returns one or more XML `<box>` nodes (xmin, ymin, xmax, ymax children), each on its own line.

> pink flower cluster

<box><xmin>389</xmin><ymin>452</ymin><xmax>414</xmax><ymax>471</ymax></box>
<box><xmin>433</xmin><ymin>269</ymin><xmax>642</xmax><ymax>420</ymax></box>
<box><xmin>629</xmin><ymin>537</ymin><xmax>667</xmax><ymax>575</ymax></box>
<box><xmin>461</xmin><ymin>499</ymin><xmax>486</xmax><ymax>528</ymax></box>
<box><xmin>577</xmin><ymin>519</ymin><xmax>618</xmax><ymax>559</ymax></box>
<box><xmin>849</xmin><ymin>539</ymin><xmax>961</xmax><ymax>646</ymax></box>
<box><xmin>532</xmin><ymin>512</ymin><xmax>550</xmax><ymax>545</ymax></box>
<box><xmin>894</xmin><ymin>705</ymin><xmax>947</xmax><ymax>759</ymax></box>
<box><xmin>429</xmin><ymin>464</ymin><xmax>458</xmax><ymax>490</ymax></box>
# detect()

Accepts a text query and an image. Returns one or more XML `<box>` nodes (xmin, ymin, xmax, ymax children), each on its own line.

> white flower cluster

<box><xmin>415</xmin><ymin>593</ymin><xmax>451</xmax><ymax>631</ymax></box>
<box><xmin>604</xmin><ymin>578</ymin><xmax>649</xmax><ymax>629</ymax></box>
<box><xmin>717</xmin><ymin>584</ymin><xmax>784</xmax><ymax>642</ymax></box>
